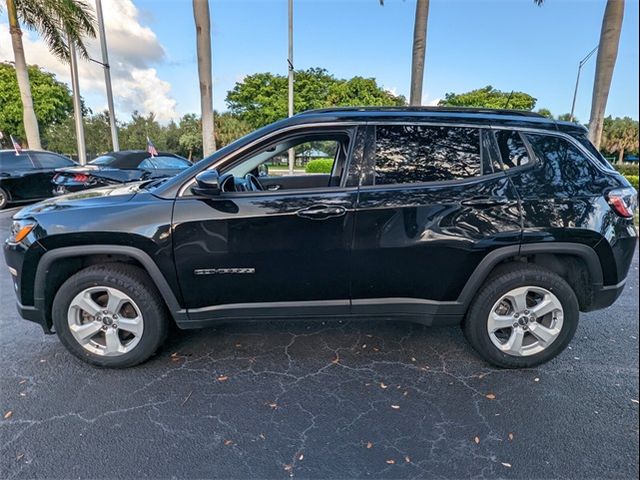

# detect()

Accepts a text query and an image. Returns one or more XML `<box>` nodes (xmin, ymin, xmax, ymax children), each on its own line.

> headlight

<box><xmin>8</xmin><ymin>222</ymin><xmax>35</xmax><ymax>244</ymax></box>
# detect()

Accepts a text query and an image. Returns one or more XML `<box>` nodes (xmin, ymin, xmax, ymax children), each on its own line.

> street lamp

<box><xmin>570</xmin><ymin>45</ymin><xmax>598</xmax><ymax>123</ymax></box>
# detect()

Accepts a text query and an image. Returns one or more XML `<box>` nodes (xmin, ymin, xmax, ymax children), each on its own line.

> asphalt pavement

<box><xmin>0</xmin><ymin>206</ymin><xmax>638</xmax><ymax>479</ymax></box>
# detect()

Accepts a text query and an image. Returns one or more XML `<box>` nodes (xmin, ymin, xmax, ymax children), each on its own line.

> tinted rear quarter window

<box><xmin>524</xmin><ymin>133</ymin><xmax>604</xmax><ymax>194</ymax></box>
<box><xmin>139</xmin><ymin>156</ymin><xmax>191</xmax><ymax>169</ymax></box>
<box><xmin>373</xmin><ymin>125</ymin><xmax>481</xmax><ymax>185</ymax></box>
<box><xmin>0</xmin><ymin>152</ymin><xmax>34</xmax><ymax>171</ymax></box>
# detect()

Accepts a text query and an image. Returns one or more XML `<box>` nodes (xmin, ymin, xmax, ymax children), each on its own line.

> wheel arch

<box><xmin>34</xmin><ymin>245</ymin><xmax>184</xmax><ymax>332</ymax></box>
<box><xmin>458</xmin><ymin>243</ymin><xmax>604</xmax><ymax>311</ymax></box>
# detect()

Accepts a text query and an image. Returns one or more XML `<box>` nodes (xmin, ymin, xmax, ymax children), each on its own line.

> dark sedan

<box><xmin>0</xmin><ymin>149</ymin><xmax>77</xmax><ymax>209</ymax></box>
<box><xmin>52</xmin><ymin>150</ymin><xmax>191</xmax><ymax>195</ymax></box>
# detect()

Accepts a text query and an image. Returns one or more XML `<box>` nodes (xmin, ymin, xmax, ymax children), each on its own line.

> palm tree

<box><xmin>192</xmin><ymin>0</ymin><xmax>215</xmax><ymax>156</ymax></box>
<box><xmin>410</xmin><ymin>0</ymin><xmax>429</xmax><ymax>105</ymax></box>
<box><xmin>588</xmin><ymin>0</ymin><xmax>625</xmax><ymax>149</ymax></box>
<box><xmin>4</xmin><ymin>0</ymin><xmax>95</xmax><ymax>149</ymax></box>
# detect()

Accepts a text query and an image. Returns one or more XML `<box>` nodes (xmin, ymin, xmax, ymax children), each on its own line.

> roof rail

<box><xmin>295</xmin><ymin>106</ymin><xmax>545</xmax><ymax>118</ymax></box>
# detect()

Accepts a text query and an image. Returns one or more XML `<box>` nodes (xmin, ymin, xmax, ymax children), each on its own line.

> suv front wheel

<box><xmin>52</xmin><ymin>264</ymin><xmax>169</xmax><ymax>368</ymax></box>
<box><xmin>463</xmin><ymin>264</ymin><xmax>579</xmax><ymax>368</ymax></box>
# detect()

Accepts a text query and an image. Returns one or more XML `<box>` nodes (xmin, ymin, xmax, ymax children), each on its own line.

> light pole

<box><xmin>287</xmin><ymin>0</ymin><xmax>294</xmax><ymax>175</ymax></box>
<box><xmin>69</xmin><ymin>35</ymin><xmax>87</xmax><ymax>165</ymax></box>
<box><xmin>95</xmin><ymin>0</ymin><xmax>119</xmax><ymax>151</ymax></box>
<box><xmin>570</xmin><ymin>45</ymin><xmax>598</xmax><ymax>122</ymax></box>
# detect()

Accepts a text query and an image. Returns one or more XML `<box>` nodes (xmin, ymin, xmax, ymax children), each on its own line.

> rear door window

<box><xmin>494</xmin><ymin>130</ymin><xmax>533</xmax><ymax>169</ymax></box>
<box><xmin>31</xmin><ymin>152</ymin><xmax>75</xmax><ymax>169</ymax></box>
<box><xmin>372</xmin><ymin>125</ymin><xmax>481</xmax><ymax>185</ymax></box>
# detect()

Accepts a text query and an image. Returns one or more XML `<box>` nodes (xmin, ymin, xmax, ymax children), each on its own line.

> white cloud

<box><xmin>0</xmin><ymin>0</ymin><xmax>177</xmax><ymax>122</ymax></box>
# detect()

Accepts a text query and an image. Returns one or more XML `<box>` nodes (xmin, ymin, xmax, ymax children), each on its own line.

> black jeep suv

<box><xmin>4</xmin><ymin>107</ymin><xmax>637</xmax><ymax>368</ymax></box>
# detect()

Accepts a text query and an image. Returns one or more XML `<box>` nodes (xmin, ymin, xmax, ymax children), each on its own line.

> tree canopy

<box><xmin>0</xmin><ymin>62</ymin><xmax>74</xmax><ymax>141</ymax></box>
<box><xmin>226</xmin><ymin>68</ymin><xmax>406</xmax><ymax>129</ymax></box>
<box><xmin>438</xmin><ymin>85</ymin><xmax>537</xmax><ymax>111</ymax></box>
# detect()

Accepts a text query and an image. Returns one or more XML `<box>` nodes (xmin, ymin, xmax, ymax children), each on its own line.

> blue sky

<box><xmin>2</xmin><ymin>0</ymin><xmax>638</xmax><ymax>123</ymax></box>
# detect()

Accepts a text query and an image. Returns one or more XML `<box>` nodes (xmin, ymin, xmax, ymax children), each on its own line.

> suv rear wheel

<box><xmin>463</xmin><ymin>264</ymin><xmax>579</xmax><ymax>368</ymax></box>
<box><xmin>52</xmin><ymin>264</ymin><xmax>169</xmax><ymax>368</ymax></box>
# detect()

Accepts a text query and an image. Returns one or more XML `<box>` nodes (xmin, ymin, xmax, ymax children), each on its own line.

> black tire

<box><xmin>52</xmin><ymin>264</ymin><xmax>169</xmax><ymax>368</ymax></box>
<box><xmin>0</xmin><ymin>187</ymin><xmax>8</xmax><ymax>210</ymax></box>
<box><xmin>462</xmin><ymin>263</ymin><xmax>579</xmax><ymax>369</ymax></box>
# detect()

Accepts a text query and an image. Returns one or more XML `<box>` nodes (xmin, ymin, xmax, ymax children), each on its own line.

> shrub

<box><xmin>624</xmin><ymin>175</ymin><xmax>639</xmax><ymax>190</ymax></box>
<box><xmin>305</xmin><ymin>159</ymin><xmax>334</xmax><ymax>174</ymax></box>
<box><xmin>615</xmin><ymin>164</ymin><xmax>639</xmax><ymax>176</ymax></box>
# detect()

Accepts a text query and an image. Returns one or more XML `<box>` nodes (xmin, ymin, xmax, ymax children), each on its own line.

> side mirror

<box><xmin>258</xmin><ymin>164</ymin><xmax>269</xmax><ymax>177</ymax></box>
<box><xmin>191</xmin><ymin>169</ymin><xmax>221</xmax><ymax>196</ymax></box>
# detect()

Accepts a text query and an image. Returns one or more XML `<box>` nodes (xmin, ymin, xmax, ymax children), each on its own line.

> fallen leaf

<box><xmin>332</xmin><ymin>354</ymin><xmax>340</xmax><ymax>364</ymax></box>
<box><xmin>19</xmin><ymin>392</ymin><xmax>26</xmax><ymax>397</ymax></box>
<box><xmin>411</xmin><ymin>357</ymin><xmax>416</xmax><ymax>362</ymax></box>
<box><xmin>39</xmin><ymin>359</ymin><xmax>46</xmax><ymax>363</ymax></box>
<box><xmin>386</xmin><ymin>459</ymin><xmax>395</xmax><ymax>465</ymax></box>
<box><xmin>373</xmin><ymin>347</ymin><xmax>379</xmax><ymax>352</ymax></box>
<box><xmin>217</xmin><ymin>376</ymin><xmax>228</xmax><ymax>382</ymax></box>
<box><xmin>3</xmin><ymin>411</ymin><xmax>12</xmax><ymax>419</ymax></box>
<box><xmin>16</xmin><ymin>453</ymin><xmax>24</xmax><ymax>461</ymax></box>
<box><xmin>534</xmin><ymin>378</ymin><xmax>540</xmax><ymax>382</ymax></box>
<box><xmin>170</xmin><ymin>352</ymin><xmax>178</xmax><ymax>357</ymax></box>
<box><xmin>485</xmin><ymin>393</ymin><xmax>496</xmax><ymax>400</ymax></box>
<box><xmin>18</xmin><ymin>380</ymin><xmax>26</xmax><ymax>385</ymax></box>
<box><xmin>366</xmin><ymin>442</ymin><xmax>373</xmax><ymax>449</ymax></box>
<box><xmin>632</xmin><ymin>399</ymin><xmax>639</xmax><ymax>404</ymax></box>
<box><xmin>405</xmin><ymin>456</ymin><xmax>411</xmax><ymax>463</ymax></box>
<box><xmin>223</xmin><ymin>439</ymin><xmax>233</xmax><ymax>446</ymax></box>
<box><xmin>474</xmin><ymin>436</ymin><xmax>480</xmax><ymax>444</ymax></box>
<box><xmin>508</xmin><ymin>433</ymin><xmax>514</xmax><ymax>441</ymax></box>
<box><xmin>501</xmin><ymin>462</ymin><xmax>512</xmax><ymax>468</ymax></box>
<box><xmin>283</xmin><ymin>464</ymin><xmax>293</xmax><ymax>472</ymax></box>
<box><xmin>235</xmin><ymin>343</ymin><xmax>242</xmax><ymax>347</ymax></box>
<box><xmin>403</xmin><ymin>391</ymin><xmax>409</xmax><ymax>396</ymax></box>
<box><xmin>380</xmin><ymin>382</ymin><xmax>388</xmax><ymax>389</ymax></box>
<box><xmin>298</xmin><ymin>453</ymin><xmax>304</xmax><ymax>460</ymax></box>
<box><xmin>268</xmin><ymin>402</ymin><xmax>278</xmax><ymax>409</ymax></box>
<box><xmin>259</xmin><ymin>433</ymin><xmax>266</xmax><ymax>440</ymax></box>
<box><xmin>391</xmin><ymin>405</ymin><xmax>400</xmax><ymax>409</ymax></box>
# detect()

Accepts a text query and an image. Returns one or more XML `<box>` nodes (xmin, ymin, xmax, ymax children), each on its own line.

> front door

<box><xmin>172</xmin><ymin>126</ymin><xmax>360</xmax><ymax>321</ymax></box>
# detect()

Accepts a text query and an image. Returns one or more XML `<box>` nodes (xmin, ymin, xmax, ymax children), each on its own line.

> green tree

<box><xmin>600</xmin><ymin>116</ymin><xmax>639</xmax><ymax>163</ymax></box>
<box><xmin>438</xmin><ymin>86</ymin><xmax>537</xmax><ymax>111</ymax></box>
<box><xmin>0</xmin><ymin>62</ymin><xmax>74</xmax><ymax>141</ymax></box>
<box><xmin>177</xmin><ymin>113</ymin><xmax>202</xmax><ymax>160</ymax></box>
<box><xmin>215</xmin><ymin>112</ymin><xmax>251</xmax><ymax>149</ymax></box>
<box><xmin>119</xmin><ymin>111</ymin><xmax>165</xmax><ymax>151</ymax></box>
<box><xmin>4</xmin><ymin>0</ymin><xmax>95</xmax><ymax>149</ymax></box>
<box><xmin>536</xmin><ymin>108</ymin><xmax>553</xmax><ymax>118</ymax></box>
<box><xmin>44</xmin><ymin>111</ymin><xmax>115</xmax><ymax>157</ymax></box>
<box><xmin>226</xmin><ymin>68</ymin><xmax>405</xmax><ymax>129</ymax></box>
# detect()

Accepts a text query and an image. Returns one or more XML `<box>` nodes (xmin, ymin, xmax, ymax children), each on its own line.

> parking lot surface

<box><xmin>0</xmin><ymin>206</ymin><xmax>638</xmax><ymax>479</ymax></box>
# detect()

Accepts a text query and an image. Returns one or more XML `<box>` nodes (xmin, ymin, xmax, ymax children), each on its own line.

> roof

<box><xmin>288</xmin><ymin>106</ymin><xmax>568</xmax><ymax>132</ymax></box>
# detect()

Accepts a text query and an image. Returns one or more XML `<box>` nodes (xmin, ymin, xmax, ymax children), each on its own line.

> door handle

<box><xmin>461</xmin><ymin>197</ymin><xmax>512</xmax><ymax>208</ymax></box>
<box><xmin>266</xmin><ymin>184</ymin><xmax>281</xmax><ymax>191</ymax></box>
<box><xmin>296</xmin><ymin>204</ymin><xmax>347</xmax><ymax>220</ymax></box>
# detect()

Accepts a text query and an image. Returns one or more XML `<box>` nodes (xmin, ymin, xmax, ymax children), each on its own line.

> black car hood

<box><xmin>14</xmin><ymin>182</ymin><xmax>141</xmax><ymax>219</ymax></box>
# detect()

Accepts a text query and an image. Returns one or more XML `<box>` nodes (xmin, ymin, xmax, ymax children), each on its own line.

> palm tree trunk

<box><xmin>588</xmin><ymin>0</ymin><xmax>624</xmax><ymax>149</ymax></box>
<box><xmin>6</xmin><ymin>0</ymin><xmax>41</xmax><ymax>149</ymax></box>
<box><xmin>618</xmin><ymin>147</ymin><xmax>624</xmax><ymax>164</ymax></box>
<box><xmin>410</xmin><ymin>0</ymin><xmax>429</xmax><ymax>106</ymax></box>
<box><xmin>193</xmin><ymin>0</ymin><xmax>215</xmax><ymax>156</ymax></box>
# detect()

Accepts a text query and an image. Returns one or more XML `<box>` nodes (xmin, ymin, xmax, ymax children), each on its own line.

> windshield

<box><xmin>89</xmin><ymin>155</ymin><xmax>117</xmax><ymax>166</ymax></box>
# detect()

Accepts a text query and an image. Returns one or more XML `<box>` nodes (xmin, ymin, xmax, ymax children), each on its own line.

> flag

<box><xmin>146</xmin><ymin>136</ymin><xmax>158</xmax><ymax>157</ymax></box>
<box><xmin>10</xmin><ymin>135</ymin><xmax>23</xmax><ymax>155</ymax></box>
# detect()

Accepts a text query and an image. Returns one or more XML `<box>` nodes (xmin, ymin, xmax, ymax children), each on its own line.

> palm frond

<box><xmin>15</xmin><ymin>0</ymin><xmax>96</xmax><ymax>62</ymax></box>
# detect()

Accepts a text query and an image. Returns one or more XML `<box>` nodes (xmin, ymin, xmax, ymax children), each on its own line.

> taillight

<box><xmin>606</xmin><ymin>187</ymin><xmax>637</xmax><ymax>218</ymax></box>
<box><xmin>72</xmin><ymin>173</ymin><xmax>89</xmax><ymax>183</ymax></box>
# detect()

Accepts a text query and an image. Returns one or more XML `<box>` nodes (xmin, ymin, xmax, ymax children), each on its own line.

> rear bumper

<box><xmin>585</xmin><ymin>278</ymin><xmax>627</xmax><ymax>312</ymax></box>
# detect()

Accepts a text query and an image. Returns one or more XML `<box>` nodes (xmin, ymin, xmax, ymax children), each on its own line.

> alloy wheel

<box><xmin>67</xmin><ymin>286</ymin><xmax>144</xmax><ymax>356</ymax></box>
<box><xmin>487</xmin><ymin>286</ymin><xmax>564</xmax><ymax>357</ymax></box>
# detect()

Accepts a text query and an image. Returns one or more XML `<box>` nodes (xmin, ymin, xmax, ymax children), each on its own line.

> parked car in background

<box><xmin>0</xmin><ymin>150</ymin><xmax>76</xmax><ymax>209</ymax></box>
<box><xmin>4</xmin><ymin>107</ymin><xmax>637</xmax><ymax>368</ymax></box>
<box><xmin>52</xmin><ymin>150</ymin><xmax>191</xmax><ymax>195</ymax></box>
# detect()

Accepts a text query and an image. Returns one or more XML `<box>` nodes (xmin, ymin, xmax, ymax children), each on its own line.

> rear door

<box><xmin>349</xmin><ymin>123</ymin><xmax>522</xmax><ymax>313</ymax></box>
<box><xmin>29</xmin><ymin>152</ymin><xmax>76</xmax><ymax>197</ymax></box>
<box><xmin>0</xmin><ymin>152</ymin><xmax>41</xmax><ymax>201</ymax></box>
